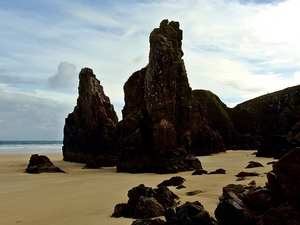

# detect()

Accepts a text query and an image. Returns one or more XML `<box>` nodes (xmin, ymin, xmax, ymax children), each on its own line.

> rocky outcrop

<box><xmin>116</xmin><ymin>20</ymin><xmax>211</xmax><ymax>173</ymax></box>
<box><xmin>62</xmin><ymin>68</ymin><xmax>118</xmax><ymax>167</ymax></box>
<box><xmin>228</xmin><ymin>85</ymin><xmax>300</xmax><ymax>150</ymax></box>
<box><xmin>165</xmin><ymin>201</ymin><xmax>218</xmax><ymax>225</ymax></box>
<box><xmin>209</xmin><ymin>168</ymin><xmax>226</xmax><ymax>174</ymax></box>
<box><xmin>190</xmin><ymin>90</ymin><xmax>226</xmax><ymax>155</ymax></box>
<box><xmin>245</xmin><ymin>161</ymin><xmax>264</xmax><ymax>168</ymax></box>
<box><xmin>26</xmin><ymin>154</ymin><xmax>65</xmax><ymax>174</ymax></box>
<box><xmin>112</xmin><ymin>184</ymin><xmax>179</xmax><ymax>219</ymax></box>
<box><xmin>157</xmin><ymin>176</ymin><xmax>186</xmax><ymax>187</ymax></box>
<box><xmin>130</xmin><ymin>201</ymin><xmax>218</xmax><ymax>225</ymax></box>
<box><xmin>190</xmin><ymin>86</ymin><xmax>300</xmax><ymax>152</ymax></box>
<box><xmin>132</xmin><ymin>219</ymin><xmax>166</xmax><ymax>225</ymax></box>
<box><xmin>256</xmin><ymin>135</ymin><xmax>298</xmax><ymax>158</ymax></box>
<box><xmin>215</xmin><ymin>147</ymin><xmax>300</xmax><ymax>225</ymax></box>
<box><xmin>191</xmin><ymin>90</ymin><xmax>236</xmax><ymax>150</ymax></box>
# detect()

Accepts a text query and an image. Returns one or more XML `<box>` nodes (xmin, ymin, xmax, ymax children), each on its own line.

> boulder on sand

<box><xmin>26</xmin><ymin>154</ymin><xmax>65</xmax><ymax>174</ymax></box>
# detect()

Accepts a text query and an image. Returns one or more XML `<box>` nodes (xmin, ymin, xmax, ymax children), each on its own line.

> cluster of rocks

<box><xmin>215</xmin><ymin>147</ymin><xmax>300</xmax><ymax>224</ymax></box>
<box><xmin>112</xmin><ymin>179</ymin><xmax>217</xmax><ymax>225</ymax></box>
<box><xmin>111</xmin><ymin>148</ymin><xmax>300</xmax><ymax>224</ymax></box>
<box><xmin>112</xmin><ymin>184</ymin><xmax>180</xmax><ymax>219</ymax></box>
<box><xmin>131</xmin><ymin>201</ymin><xmax>218</xmax><ymax>225</ymax></box>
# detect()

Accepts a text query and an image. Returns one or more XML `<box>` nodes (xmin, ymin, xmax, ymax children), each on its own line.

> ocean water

<box><xmin>0</xmin><ymin>141</ymin><xmax>63</xmax><ymax>154</ymax></box>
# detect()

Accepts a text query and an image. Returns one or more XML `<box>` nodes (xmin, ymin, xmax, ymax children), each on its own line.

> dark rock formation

<box><xmin>190</xmin><ymin>90</ymin><xmax>227</xmax><ymax>155</ymax></box>
<box><xmin>165</xmin><ymin>201</ymin><xmax>218</xmax><ymax>225</ymax></box>
<box><xmin>215</xmin><ymin>190</ymin><xmax>257</xmax><ymax>225</ymax></box>
<box><xmin>157</xmin><ymin>176</ymin><xmax>186</xmax><ymax>187</ymax></box>
<box><xmin>191</xmin><ymin>90</ymin><xmax>237</xmax><ymax>149</ymax></box>
<box><xmin>256</xmin><ymin>135</ymin><xmax>290</xmax><ymax>158</ymax></box>
<box><xmin>131</xmin><ymin>218</ymin><xmax>166</xmax><ymax>225</ymax></box>
<box><xmin>176</xmin><ymin>184</ymin><xmax>186</xmax><ymax>189</ymax></box>
<box><xmin>272</xmin><ymin>147</ymin><xmax>300</xmax><ymax>206</ymax></box>
<box><xmin>236</xmin><ymin>171</ymin><xmax>260</xmax><ymax>177</ymax></box>
<box><xmin>208</xmin><ymin>168</ymin><xmax>226</xmax><ymax>174</ymax></box>
<box><xmin>222</xmin><ymin>184</ymin><xmax>245</xmax><ymax>196</ymax></box>
<box><xmin>192</xmin><ymin>85</ymin><xmax>300</xmax><ymax>151</ymax></box>
<box><xmin>215</xmin><ymin>147</ymin><xmax>300</xmax><ymax>225</ymax></box>
<box><xmin>186</xmin><ymin>190</ymin><xmax>203</xmax><ymax>196</ymax></box>
<box><xmin>112</xmin><ymin>184</ymin><xmax>179</xmax><ymax>219</ymax></box>
<box><xmin>192</xmin><ymin>169</ymin><xmax>208</xmax><ymax>175</ymax></box>
<box><xmin>170</xmin><ymin>83</ymin><xmax>300</xmax><ymax>152</ymax></box>
<box><xmin>116</xmin><ymin>20</ymin><xmax>213</xmax><ymax>173</ymax></box>
<box><xmin>258</xmin><ymin>202</ymin><xmax>300</xmax><ymax>225</ymax></box>
<box><xmin>246</xmin><ymin>161</ymin><xmax>264</xmax><ymax>168</ymax></box>
<box><xmin>227</xmin><ymin>85</ymin><xmax>300</xmax><ymax>150</ymax></box>
<box><xmin>130</xmin><ymin>201</ymin><xmax>217</xmax><ymax>225</ymax></box>
<box><xmin>245</xmin><ymin>187</ymin><xmax>279</xmax><ymax>214</ymax></box>
<box><xmin>62</xmin><ymin>68</ymin><xmax>118</xmax><ymax>167</ymax></box>
<box><xmin>26</xmin><ymin>154</ymin><xmax>65</xmax><ymax>174</ymax></box>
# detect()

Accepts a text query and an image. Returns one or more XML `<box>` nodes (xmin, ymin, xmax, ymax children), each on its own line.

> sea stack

<box><xmin>116</xmin><ymin>20</ymin><xmax>203</xmax><ymax>173</ymax></box>
<box><xmin>62</xmin><ymin>68</ymin><xmax>118</xmax><ymax>168</ymax></box>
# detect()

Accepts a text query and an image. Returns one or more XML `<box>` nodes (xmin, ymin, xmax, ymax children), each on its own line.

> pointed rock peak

<box><xmin>150</xmin><ymin>19</ymin><xmax>183</xmax><ymax>58</ymax></box>
<box><xmin>63</xmin><ymin>67</ymin><xmax>118</xmax><ymax>167</ymax></box>
<box><xmin>77</xmin><ymin>68</ymin><xmax>110</xmax><ymax>105</ymax></box>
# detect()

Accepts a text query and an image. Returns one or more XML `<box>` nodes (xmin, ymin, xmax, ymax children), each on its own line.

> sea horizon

<box><xmin>0</xmin><ymin>140</ymin><xmax>63</xmax><ymax>155</ymax></box>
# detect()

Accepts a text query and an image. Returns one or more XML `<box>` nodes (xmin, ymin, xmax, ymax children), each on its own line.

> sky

<box><xmin>0</xmin><ymin>0</ymin><xmax>299</xmax><ymax>140</ymax></box>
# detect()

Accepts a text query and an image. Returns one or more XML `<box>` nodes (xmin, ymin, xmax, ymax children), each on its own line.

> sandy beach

<box><xmin>0</xmin><ymin>150</ymin><xmax>275</xmax><ymax>225</ymax></box>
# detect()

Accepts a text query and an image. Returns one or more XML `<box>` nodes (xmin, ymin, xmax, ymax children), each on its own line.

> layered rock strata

<box><xmin>62</xmin><ymin>68</ymin><xmax>118</xmax><ymax>167</ymax></box>
<box><xmin>116</xmin><ymin>19</ymin><xmax>218</xmax><ymax>173</ymax></box>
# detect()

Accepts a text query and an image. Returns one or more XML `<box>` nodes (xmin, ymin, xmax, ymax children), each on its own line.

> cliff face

<box><xmin>190</xmin><ymin>90</ymin><xmax>229</xmax><ymax>155</ymax></box>
<box><xmin>62</xmin><ymin>68</ymin><xmax>118</xmax><ymax>167</ymax></box>
<box><xmin>116</xmin><ymin>20</ymin><xmax>209</xmax><ymax>173</ymax></box>
<box><xmin>235</xmin><ymin>85</ymin><xmax>300</xmax><ymax>136</ymax></box>
<box><xmin>193</xmin><ymin>86</ymin><xmax>300</xmax><ymax>153</ymax></box>
<box><xmin>228</xmin><ymin>85</ymin><xmax>300</xmax><ymax>149</ymax></box>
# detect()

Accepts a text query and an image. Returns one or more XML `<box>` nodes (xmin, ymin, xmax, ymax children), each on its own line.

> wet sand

<box><xmin>0</xmin><ymin>151</ymin><xmax>275</xmax><ymax>225</ymax></box>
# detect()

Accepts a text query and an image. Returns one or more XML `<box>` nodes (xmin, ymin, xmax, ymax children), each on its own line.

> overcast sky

<box><xmin>0</xmin><ymin>0</ymin><xmax>299</xmax><ymax>140</ymax></box>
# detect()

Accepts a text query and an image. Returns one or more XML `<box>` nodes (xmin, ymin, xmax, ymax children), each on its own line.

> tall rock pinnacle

<box><xmin>116</xmin><ymin>20</ymin><xmax>203</xmax><ymax>173</ymax></box>
<box><xmin>62</xmin><ymin>68</ymin><xmax>118</xmax><ymax>167</ymax></box>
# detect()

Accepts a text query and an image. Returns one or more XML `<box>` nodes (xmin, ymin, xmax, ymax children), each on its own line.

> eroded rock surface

<box><xmin>116</xmin><ymin>20</ymin><xmax>223</xmax><ymax>173</ymax></box>
<box><xmin>63</xmin><ymin>68</ymin><xmax>118</xmax><ymax>167</ymax></box>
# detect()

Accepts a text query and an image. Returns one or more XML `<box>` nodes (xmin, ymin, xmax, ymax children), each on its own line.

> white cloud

<box><xmin>1</xmin><ymin>0</ymin><xmax>300</xmax><ymax>139</ymax></box>
<box><xmin>294</xmin><ymin>71</ymin><xmax>300</xmax><ymax>83</ymax></box>
<box><xmin>0</xmin><ymin>91</ymin><xmax>73</xmax><ymax>140</ymax></box>
<box><xmin>48</xmin><ymin>62</ymin><xmax>78</xmax><ymax>89</ymax></box>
